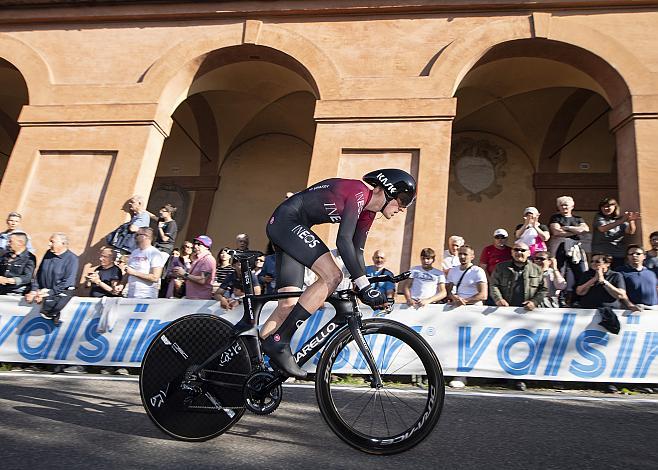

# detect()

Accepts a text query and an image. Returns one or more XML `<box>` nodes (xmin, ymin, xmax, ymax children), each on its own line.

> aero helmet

<box><xmin>363</xmin><ymin>169</ymin><xmax>417</xmax><ymax>208</ymax></box>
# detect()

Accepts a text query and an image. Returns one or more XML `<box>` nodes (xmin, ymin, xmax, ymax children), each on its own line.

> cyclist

<box><xmin>261</xmin><ymin>169</ymin><xmax>416</xmax><ymax>378</ymax></box>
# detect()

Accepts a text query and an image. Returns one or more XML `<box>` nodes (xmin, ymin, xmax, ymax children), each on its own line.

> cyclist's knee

<box><xmin>320</xmin><ymin>266</ymin><xmax>343</xmax><ymax>291</ymax></box>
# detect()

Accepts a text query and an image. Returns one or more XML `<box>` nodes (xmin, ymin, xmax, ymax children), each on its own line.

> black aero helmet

<box><xmin>363</xmin><ymin>169</ymin><xmax>417</xmax><ymax>207</ymax></box>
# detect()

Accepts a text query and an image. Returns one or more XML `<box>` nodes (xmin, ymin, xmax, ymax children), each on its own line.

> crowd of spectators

<box><xmin>1</xmin><ymin>193</ymin><xmax>656</xmax><ymax>391</ymax></box>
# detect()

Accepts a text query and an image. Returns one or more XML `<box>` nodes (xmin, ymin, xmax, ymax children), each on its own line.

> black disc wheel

<box><xmin>315</xmin><ymin>319</ymin><xmax>444</xmax><ymax>455</ymax></box>
<box><xmin>139</xmin><ymin>314</ymin><xmax>252</xmax><ymax>441</ymax></box>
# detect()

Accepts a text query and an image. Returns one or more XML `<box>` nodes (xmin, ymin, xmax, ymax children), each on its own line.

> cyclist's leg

<box><xmin>261</xmin><ymin>251</ymin><xmax>342</xmax><ymax>337</ymax></box>
<box><xmin>263</xmin><ymin>216</ymin><xmax>342</xmax><ymax>377</ymax></box>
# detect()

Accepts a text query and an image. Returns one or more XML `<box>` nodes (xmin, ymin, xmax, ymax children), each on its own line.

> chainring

<box><xmin>243</xmin><ymin>371</ymin><xmax>283</xmax><ymax>415</ymax></box>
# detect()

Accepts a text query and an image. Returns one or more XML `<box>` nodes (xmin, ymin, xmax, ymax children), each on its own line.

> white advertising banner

<box><xmin>0</xmin><ymin>296</ymin><xmax>656</xmax><ymax>383</ymax></box>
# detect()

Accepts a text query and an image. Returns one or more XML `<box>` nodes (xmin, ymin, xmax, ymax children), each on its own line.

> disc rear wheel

<box><xmin>139</xmin><ymin>314</ymin><xmax>252</xmax><ymax>441</ymax></box>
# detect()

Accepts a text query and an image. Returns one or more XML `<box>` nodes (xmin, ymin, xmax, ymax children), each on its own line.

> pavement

<box><xmin>0</xmin><ymin>372</ymin><xmax>657</xmax><ymax>470</ymax></box>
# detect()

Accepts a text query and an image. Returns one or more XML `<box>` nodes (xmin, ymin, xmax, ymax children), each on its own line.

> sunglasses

<box><xmin>533</xmin><ymin>257</ymin><xmax>547</xmax><ymax>262</ymax></box>
<box><xmin>513</xmin><ymin>248</ymin><xmax>528</xmax><ymax>253</ymax></box>
<box><xmin>591</xmin><ymin>259</ymin><xmax>609</xmax><ymax>264</ymax></box>
<box><xmin>494</xmin><ymin>235</ymin><xmax>507</xmax><ymax>239</ymax></box>
<box><xmin>396</xmin><ymin>192</ymin><xmax>414</xmax><ymax>209</ymax></box>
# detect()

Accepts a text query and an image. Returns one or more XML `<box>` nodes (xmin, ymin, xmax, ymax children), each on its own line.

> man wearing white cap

<box><xmin>514</xmin><ymin>207</ymin><xmax>550</xmax><ymax>256</ymax></box>
<box><xmin>479</xmin><ymin>228</ymin><xmax>512</xmax><ymax>277</ymax></box>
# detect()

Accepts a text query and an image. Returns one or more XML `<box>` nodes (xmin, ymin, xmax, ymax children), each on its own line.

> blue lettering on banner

<box><xmin>351</xmin><ymin>326</ymin><xmax>422</xmax><ymax>372</ymax></box>
<box><xmin>497</xmin><ymin>329</ymin><xmax>550</xmax><ymax>376</ymax></box>
<box><xmin>611</xmin><ymin>331</ymin><xmax>637</xmax><ymax>379</ymax></box>
<box><xmin>457</xmin><ymin>327</ymin><xmax>500</xmax><ymax>372</ymax></box>
<box><xmin>544</xmin><ymin>313</ymin><xmax>576</xmax><ymax>376</ymax></box>
<box><xmin>111</xmin><ymin>318</ymin><xmax>141</xmax><ymax>362</ymax></box>
<box><xmin>76</xmin><ymin>318</ymin><xmax>109</xmax><ymax>363</ymax></box>
<box><xmin>0</xmin><ymin>315</ymin><xmax>22</xmax><ymax>347</ymax></box>
<box><xmin>626</xmin><ymin>314</ymin><xmax>640</xmax><ymax>325</ymax></box>
<box><xmin>55</xmin><ymin>302</ymin><xmax>91</xmax><ymax>360</ymax></box>
<box><xmin>18</xmin><ymin>318</ymin><xmax>59</xmax><ymax>360</ymax></box>
<box><xmin>352</xmin><ymin>334</ymin><xmax>380</xmax><ymax>370</ymax></box>
<box><xmin>633</xmin><ymin>332</ymin><xmax>658</xmax><ymax>379</ymax></box>
<box><xmin>569</xmin><ymin>330</ymin><xmax>608</xmax><ymax>378</ymax></box>
<box><xmin>131</xmin><ymin>319</ymin><xmax>171</xmax><ymax>363</ymax></box>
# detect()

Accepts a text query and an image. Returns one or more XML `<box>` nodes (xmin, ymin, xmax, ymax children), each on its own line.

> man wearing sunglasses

<box><xmin>490</xmin><ymin>241</ymin><xmax>547</xmax><ymax>311</ymax></box>
<box><xmin>262</xmin><ymin>169</ymin><xmax>416</xmax><ymax>378</ymax></box>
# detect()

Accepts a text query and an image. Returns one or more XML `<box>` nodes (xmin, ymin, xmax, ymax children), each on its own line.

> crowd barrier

<box><xmin>0</xmin><ymin>296</ymin><xmax>656</xmax><ymax>383</ymax></box>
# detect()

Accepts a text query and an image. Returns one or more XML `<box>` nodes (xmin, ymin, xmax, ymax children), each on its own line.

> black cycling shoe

<box><xmin>261</xmin><ymin>335</ymin><xmax>307</xmax><ymax>379</ymax></box>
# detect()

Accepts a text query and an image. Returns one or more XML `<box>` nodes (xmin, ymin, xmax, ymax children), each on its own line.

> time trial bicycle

<box><xmin>139</xmin><ymin>249</ymin><xmax>444</xmax><ymax>454</ymax></box>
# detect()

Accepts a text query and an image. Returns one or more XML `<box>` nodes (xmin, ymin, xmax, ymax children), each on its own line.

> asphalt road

<box><xmin>0</xmin><ymin>373</ymin><xmax>657</xmax><ymax>470</ymax></box>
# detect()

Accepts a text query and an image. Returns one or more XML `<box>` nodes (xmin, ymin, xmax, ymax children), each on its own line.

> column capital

<box><xmin>609</xmin><ymin>95</ymin><xmax>658</xmax><ymax>133</ymax></box>
<box><xmin>18</xmin><ymin>103</ymin><xmax>172</xmax><ymax>138</ymax></box>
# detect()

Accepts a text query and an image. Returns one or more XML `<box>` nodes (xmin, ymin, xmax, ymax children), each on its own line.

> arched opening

<box><xmin>150</xmin><ymin>45</ymin><xmax>317</xmax><ymax>251</ymax></box>
<box><xmin>447</xmin><ymin>39</ymin><xmax>629</xmax><ymax>253</ymax></box>
<box><xmin>0</xmin><ymin>58</ymin><xmax>28</xmax><ymax>184</ymax></box>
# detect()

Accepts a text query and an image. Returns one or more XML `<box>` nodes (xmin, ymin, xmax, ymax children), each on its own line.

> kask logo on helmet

<box><xmin>376</xmin><ymin>173</ymin><xmax>398</xmax><ymax>195</ymax></box>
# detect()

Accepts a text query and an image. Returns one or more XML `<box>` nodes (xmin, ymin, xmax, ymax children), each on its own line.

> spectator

<box><xmin>491</xmin><ymin>241</ymin><xmax>547</xmax><ymax>311</ymax></box>
<box><xmin>514</xmin><ymin>207</ymin><xmax>550</xmax><ymax>256</ymax></box>
<box><xmin>479</xmin><ymin>229</ymin><xmax>512</xmax><ymax>277</ymax></box>
<box><xmin>172</xmin><ymin>235</ymin><xmax>216</xmax><ymax>300</ymax></box>
<box><xmin>122</xmin><ymin>227</ymin><xmax>164</xmax><ymax>299</ymax></box>
<box><xmin>365</xmin><ymin>250</ymin><xmax>396</xmax><ymax>302</ymax></box>
<box><xmin>82</xmin><ymin>247</ymin><xmax>126</xmax><ymax>375</ymax></box>
<box><xmin>575</xmin><ymin>253</ymin><xmax>635</xmax><ymax>310</ymax></box>
<box><xmin>253</xmin><ymin>254</ymin><xmax>265</xmax><ymax>279</ymax></box>
<box><xmin>403</xmin><ymin>248</ymin><xmax>447</xmax><ymax>309</ymax></box>
<box><xmin>645</xmin><ymin>231</ymin><xmax>658</xmax><ymax>260</ymax></box>
<box><xmin>548</xmin><ymin>196</ymin><xmax>589</xmax><ymax>287</ymax></box>
<box><xmin>215</xmin><ymin>258</ymin><xmax>260</xmax><ymax>309</ymax></box>
<box><xmin>154</xmin><ymin>204</ymin><xmax>178</xmax><ymax>255</ymax></box>
<box><xmin>84</xmin><ymin>246</ymin><xmax>123</xmax><ymax>298</ymax></box>
<box><xmin>531</xmin><ymin>250</ymin><xmax>567</xmax><ymax>308</ymax></box>
<box><xmin>490</xmin><ymin>241</ymin><xmax>547</xmax><ymax>391</ymax></box>
<box><xmin>618</xmin><ymin>245</ymin><xmax>657</xmax><ymax>307</ymax></box>
<box><xmin>0</xmin><ymin>212</ymin><xmax>33</xmax><ymax>252</ymax></box>
<box><xmin>259</xmin><ymin>243</ymin><xmax>277</xmax><ymax>295</ymax></box>
<box><xmin>0</xmin><ymin>232</ymin><xmax>36</xmax><ymax>296</ymax></box>
<box><xmin>446</xmin><ymin>245</ymin><xmax>488</xmax><ymax>307</ymax></box>
<box><xmin>106</xmin><ymin>195</ymin><xmax>151</xmax><ymax>254</ymax></box>
<box><xmin>591</xmin><ymin>197</ymin><xmax>640</xmax><ymax>269</ymax></box>
<box><xmin>442</xmin><ymin>235</ymin><xmax>464</xmax><ymax>272</ymax></box>
<box><xmin>26</xmin><ymin>232</ymin><xmax>79</xmax><ymax>326</ymax></box>
<box><xmin>215</xmin><ymin>247</ymin><xmax>236</xmax><ymax>285</ymax></box>
<box><xmin>165</xmin><ymin>242</ymin><xmax>193</xmax><ymax>298</ymax></box>
<box><xmin>445</xmin><ymin>246</ymin><xmax>488</xmax><ymax>389</ymax></box>
<box><xmin>236</xmin><ymin>233</ymin><xmax>249</xmax><ymax>251</ymax></box>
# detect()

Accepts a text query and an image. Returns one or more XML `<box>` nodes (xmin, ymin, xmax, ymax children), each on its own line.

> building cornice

<box><xmin>1</xmin><ymin>0</ymin><xmax>657</xmax><ymax>26</ymax></box>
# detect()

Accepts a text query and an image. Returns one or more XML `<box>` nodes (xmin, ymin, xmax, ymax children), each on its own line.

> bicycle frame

<box><xmin>196</xmin><ymin>253</ymin><xmax>383</xmax><ymax>390</ymax></box>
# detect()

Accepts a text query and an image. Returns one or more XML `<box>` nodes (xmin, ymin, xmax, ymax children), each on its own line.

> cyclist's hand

<box><xmin>358</xmin><ymin>287</ymin><xmax>388</xmax><ymax>308</ymax></box>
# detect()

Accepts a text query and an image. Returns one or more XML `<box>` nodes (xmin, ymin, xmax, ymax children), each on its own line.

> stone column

<box><xmin>610</xmin><ymin>95</ymin><xmax>658</xmax><ymax>242</ymax></box>
<box><xmin>309</xmin><ymin>98</ymin><xmax>456</xmax><ymax>273</ymax></box>
<box><xmin>0</xmin><ymin>103</ymin><xmax>169</xmax><ymax>263</ymax></box>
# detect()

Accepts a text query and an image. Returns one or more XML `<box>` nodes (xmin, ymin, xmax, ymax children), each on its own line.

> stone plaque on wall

<box><xmin>450</xmin><ymin>137</ymin><xmax>507</xmax><ymax>202</ymax></box>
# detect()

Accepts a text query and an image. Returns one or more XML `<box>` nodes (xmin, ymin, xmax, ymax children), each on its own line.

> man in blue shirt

<box><xmin>365</xmin><ymin>250</ymin><xmax>395</xmax><ymax>302</ymax></box>
<box><xmin>26</xmin><ymin>232</ymin><xmax>79</xmax><ymax>326</ymax></box>
<box><xmin>619</xmin><ymin>245</ymin><xmax>657</xmax><ymax>306</ymax></box>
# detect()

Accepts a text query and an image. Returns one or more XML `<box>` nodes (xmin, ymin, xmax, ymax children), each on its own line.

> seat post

<box><xmin>240</xmin><ymin>258</ymin><xmax>255</xmax><ymax>296</ymax></box>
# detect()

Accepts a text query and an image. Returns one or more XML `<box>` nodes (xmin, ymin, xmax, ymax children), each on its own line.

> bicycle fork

<box><xmin>347</xmin><ymin>315</ymin><xmax>383</xmax><ymax>389</ymax></box>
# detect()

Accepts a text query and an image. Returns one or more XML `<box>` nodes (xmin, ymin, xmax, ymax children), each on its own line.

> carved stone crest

<box><xmin>450</xmin><ymin>137</ymin><xmax>507</xmax><ymax>201</ymax></box>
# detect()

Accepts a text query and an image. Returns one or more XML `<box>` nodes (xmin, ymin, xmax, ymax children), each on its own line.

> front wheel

<box><xmin>139</xmin><ymin>314</ymin><xmax>252</xmax><ymax>441</ymax></box>
<box><xmin>315</xmin><ymin>319</ymin><xmax>444</xmax><ymax>455</ymax></box>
